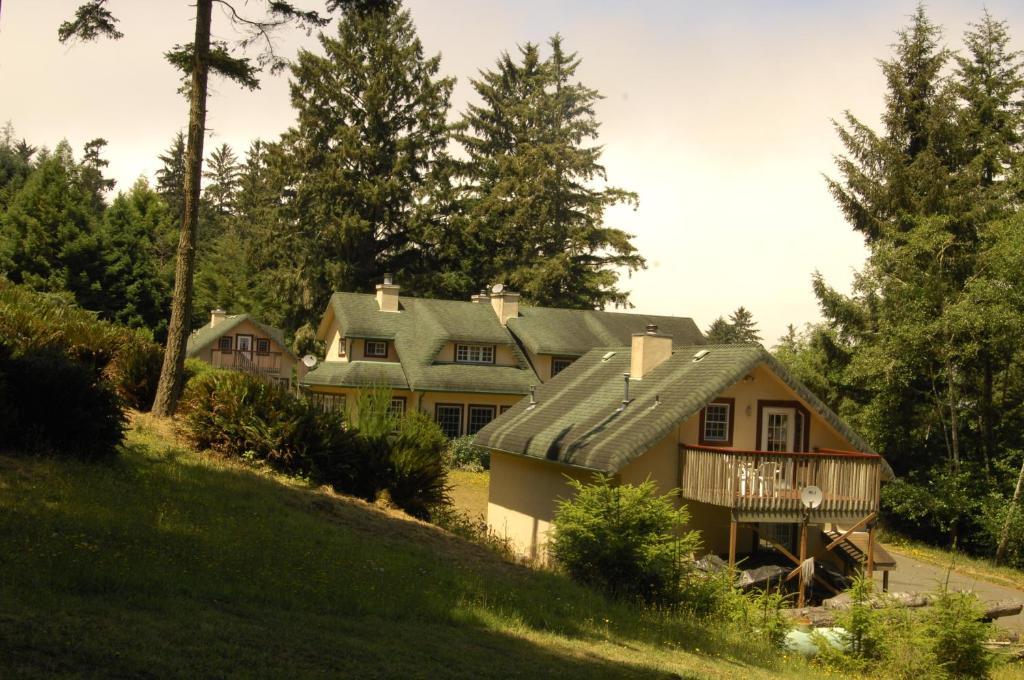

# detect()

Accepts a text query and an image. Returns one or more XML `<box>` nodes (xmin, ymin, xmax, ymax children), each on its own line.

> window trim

<box><xmin>255</xmin><ymin>338</ymin><xmax>271</xmax><ymax>354</ymax></box>
<box><xmin>434</xmin><ymin>403</ymin><xmax>464</xmax><ymax>438</ymax></box>
<box><xmin>454</xmin><ymin>343</ymin><xmax>496</xmax><ymax>365</ymax></box>
<box><xmin>550</xmin><ymin>356</ymin><xmax>575</xmax><ymax>378</ymax></box>
<box><xmin>467</xmin><ymin>404</ymin><xmax>497</xmax><ymax>435</ymax></box>
<box><xmin>364</xmin><ymin>339</ymin><xmax>388</xmax><ymax>358</ymax></box>
<box><xmin>698</xmin><ymin>398</ymin><xmax>735</xmax><ymax>447</ymax></box>
<box><xmin>755</xmin><ymin>400</ymin><xmax>810</xmax><ymax>452</ymax></box>
<box><xmin>389</xmin><ymin>396</ymin><xmax>407</xmax><ymax>418</ymax></box>
<box><xmin>218</xmin><ymin>335</ymin><xmax>233</xmax><ymax>351</ymax></box>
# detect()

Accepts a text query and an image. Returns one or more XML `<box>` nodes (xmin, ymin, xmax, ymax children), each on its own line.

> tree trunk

<box><xmin>996</xmin><ymin>456</ymin><xmax>1024</xmax><ymax>565</ymax></box>
<box><xmin>151</xmin><ymin>0</ymin><xmax>213</xmax><ymax>416</ymax></box>
<box><xmin>982</xmin><ymin>356</ymin><xmax>994</xmax><ymax>479</ymax></box>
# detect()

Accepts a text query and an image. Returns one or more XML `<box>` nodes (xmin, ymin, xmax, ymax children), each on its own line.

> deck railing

<box><xmin>679</xmin><ymin>444</ymin><xmax>881</xmax><ymax>517</ymax></box>
<box><xmin>211</xmin><ymin>349</ymin><xmax>282</xmax><ymax>376</ymax></box>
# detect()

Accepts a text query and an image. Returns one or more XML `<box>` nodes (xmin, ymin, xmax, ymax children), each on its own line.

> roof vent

<box><xmin>526</xmin><ymin>385</ymin><xmax>537</xmax><ymax>410</ymax></box>
<box><xmin>692</xmin><ymin>349</ymin><xmax>711</xmax><ymax>363</ymax></box>
<box><xmin>646</xmin><ymin>323</ymin><xmax>658</xmax><ymax>334</ymax></box>
<box><xmin>601</xmin><ymin>351</ymin><xmax>616</xmax><ymax>362</ymax></box>
<box><xmin>617</xmin><ymin>373</ymin><xmax>631</xmax><ymax>411</ymax></box>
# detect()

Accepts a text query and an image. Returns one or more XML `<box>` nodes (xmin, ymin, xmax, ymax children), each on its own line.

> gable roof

<box><xmin>301</xmin><ymin>360</ymin><xmax>409</xmax><ymax>390</ymax></box>
<box><xmin>506</xmin><ymin>307</ymin><xmax>705</xmax><ymax>357</ymax></box>
<box><xmin>473</xmin><ymin>343</ymin><xmax>891</xmax><ymax>478</ymax></box>
<box><xmin>186</xmin><ymin>314</ymin><xmax>294</xmax><ymax>360</ymax></box>
<box><xmin>304</xmin><ymin>292</ymin><xmax>536</xmax><ymax>395</ymax></box>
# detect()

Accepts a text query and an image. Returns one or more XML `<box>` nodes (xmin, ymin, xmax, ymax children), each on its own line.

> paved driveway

<box><xmin>875</xmin><ymin>546</ymin><xmax>1024</xmax><ymax>633</ymax></box>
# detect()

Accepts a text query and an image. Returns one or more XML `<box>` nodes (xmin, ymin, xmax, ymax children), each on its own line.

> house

<box><xmin>473</xmin><ymin>326</ymin><xmax>895</xmax><ymax>589</ymax></box>
<box><xmin>299</xmin><ymin>277</ymin><xmax>705</xmax><ymax>437</ymax></box>
<box><xmin>186</xmin><ymin>309</ymin><xmax>306</xmax><ymax>388</ymax></box>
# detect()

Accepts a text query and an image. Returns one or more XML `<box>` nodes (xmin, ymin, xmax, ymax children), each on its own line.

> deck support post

<box><xmin>882</xmin><ymin>570</ymin><xmax>889</xmax><ymax>592</ymax></box>
<box><xmin>798</xmin><ymin>513</ymin><xmax>809</xmax><ymax>609</ymax></box>
<box><xmin>866</xmin><ymin>521</ymin><xmax>876</xmax><ymax>581</ymax></box>
<box><xmin>728</xmin><ymin>514</ymin><xmax>738</xmax><ymax>570</ymax></box>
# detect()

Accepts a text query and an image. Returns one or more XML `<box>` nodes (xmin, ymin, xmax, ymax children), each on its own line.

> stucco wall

<box><xmin>487</xmin><ymin>451</ymin><xmax>593</xmax><ymax>561</ymax></box>
<box><xmin>433</xmin><ymin>342</ymin><xmax>520</xmax><ymax>367</ymax></box>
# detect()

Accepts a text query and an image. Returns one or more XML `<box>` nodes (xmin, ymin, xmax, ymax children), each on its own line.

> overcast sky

<box><xmin>3</xmin><ymin>1</ymin><xmax>1023</xmax><ymax>344</ymax></box>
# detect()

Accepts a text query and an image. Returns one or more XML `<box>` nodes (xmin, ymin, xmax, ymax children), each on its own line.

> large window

<box><xmin>435</xmin><ymin>404</ymin><xmax>463</xmax><ymax>438</ymax></box>
<box><xmin>455</xmin><ymin>344</ymin><xmax>495</xmax><ymax>364</ymax></box>
<box><xmin>699</xmin><ymin>398</ymin><xmax>734</xmax><ymax>446</ymax></box>
<box><xmin>551</xmin><ymin>357</ymin><xmax>574</xmax><ymax>377</ymax></box>
<box><xmin>364</xmin><ymin>340</ymin><xmax>388</xmax><ymax>358</ymax></box>
<box><xmin>467</xmin><ymin>405</ymin><xmax>497</xmax><ymax>435</ymax></box>
<box><xmin>310</xmin><ymin>393</ymin><xmax>346</xmax><ymax>415</ymax></box>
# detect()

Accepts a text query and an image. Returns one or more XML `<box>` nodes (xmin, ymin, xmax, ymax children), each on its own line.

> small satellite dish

<box><xmin>302</xmin><ymin>354</ymin><xmax>318</xmax><ymax>368</ymax></box>
<box><xmin>491</xmin><ymin>283</ymin><xmax>505</xmax><ymax>294</ymax></box>
<box><xmin>800</xmin><ymin>485</ymin><xmax>823</xmax><ymax>510</ymax></box>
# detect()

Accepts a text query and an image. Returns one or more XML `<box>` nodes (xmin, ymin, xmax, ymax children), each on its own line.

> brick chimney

<box><xmin>630</xmin><ymin>324</ymin><xmax>672</xmax><ymax>379</ymax></box>
<box><xmin>210</xmin><ymin>308</ymin><xmax>228</xmax><ymax>328</ymax></box>
<box><xmin>375</xmin><ymin>273</ymin><xmax>400</xmax><ymax>312</ymax></box>
<box><xmin>489</xmin><ymin>285</ymin><xmax>520</xmax><ymax>325</ymax></box>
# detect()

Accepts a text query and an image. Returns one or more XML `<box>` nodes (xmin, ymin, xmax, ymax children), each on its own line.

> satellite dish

<box><xmin>491</xmin><ymin>283</ymin><xmax>505</xmax><ymax>294</ymax></box>
<box><xmin>302</xmin><ymin>354</ymin><xmax>318</xmax><ymax>368</ymax></box>
<box><xmin>800</xmin><ymin>485</ymin><xmax>823</xmax><ymax>510</ymax></box>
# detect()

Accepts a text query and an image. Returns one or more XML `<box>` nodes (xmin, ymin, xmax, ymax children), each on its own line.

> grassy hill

<box><xmin>0</xmin><ymin>415</ymin><xmax>829</xmax><ymax>678</ymax></box>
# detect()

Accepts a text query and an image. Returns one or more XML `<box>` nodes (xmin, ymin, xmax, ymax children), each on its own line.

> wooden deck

<box><xmin>679</xmin><ymin>444</ymin><xmax>882</xmax><ymax>521</ymax></box>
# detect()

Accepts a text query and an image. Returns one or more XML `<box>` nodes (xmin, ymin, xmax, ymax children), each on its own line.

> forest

<box><xmin>3</xmin><ymin>1</ymin><xmax>1024</xmax><ymax>566</ymax></box>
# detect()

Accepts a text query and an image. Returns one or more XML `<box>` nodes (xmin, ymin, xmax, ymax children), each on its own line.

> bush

<box><xmin>445</xmin><ymin>435</ymin><xmax>490</xmax><ymax>471</ymax></box>
<box><xmin>923</xmin><ymin>586</ymin><xmax>993</xmax><ymax>679</ymax></box>
<box><xmin>550</xmin><ymin>475</ymin><xmax>701</xmax><ymax>608</ymax></box>
<box><xmin>0</xmin><ymin>350</ymin><xmax>125</xmax><ymax>460</ymax></box>
<box><xmin>105</xmin><ymin>331</ymin><xmax>163</xmax><ymax>410</ymax></box>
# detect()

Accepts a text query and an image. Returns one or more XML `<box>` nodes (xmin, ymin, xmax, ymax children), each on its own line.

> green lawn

<box><xmin>449</xmin><ymin>468</ymin><xmax>490</xmax><ymax>519</ymax></box>
<box><xmin>0</xmin><ymin>415</ymin><xmax>835</xmax><ymax>678</ymax></box>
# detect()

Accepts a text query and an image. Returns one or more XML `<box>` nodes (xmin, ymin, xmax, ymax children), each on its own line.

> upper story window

<box><xmin>551</xmin><ymin>357</ymin><xmax>574</xmax><ymax>377</ymax></box>
<box><xmin>455</xmin><ymin>344</ymin><xmax>495</xmax><ymax>364</ymax></box>
<box><xmin>337</xmin><ymin>335</ymin><xmax>346</xmax><ymax>357</ymax></box>
<box><xmin>255</xmin><ymin>338</ymin><xmax>270</xmax><ymax>354</ymax></box>
<box><xmin>364</xmin><ymin>340</ymin><xmax>388</xmax><ymax>358</ymax></box>
<box><xmin>218</xmin><ymin>336</ymin><xmax>233</xmax><ymax>351</ymax></box>
<box><xmin>699</xmin><ymin>398</ymin><xmax>734</xmax><ymax>446</ymax></box>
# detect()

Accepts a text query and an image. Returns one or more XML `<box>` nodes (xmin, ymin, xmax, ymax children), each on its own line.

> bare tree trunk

<box><xmin>152</xmin><ymin>0</ymin><xmax>213</xmax><ymax>416</ymax></box>
<box><xmin>982</xmin><ymin>356</ymin><xmax>994</xmax><ymax>479</ymax></box>
<box><xmin>996</xmin><ymin>456</ymin><xmax>1024</xmax><ymax>565</ymax></box>
<box><xmin>946</xmin><ymin>359</ymin><xmax>962</xmax><ymax>547</ymax></box>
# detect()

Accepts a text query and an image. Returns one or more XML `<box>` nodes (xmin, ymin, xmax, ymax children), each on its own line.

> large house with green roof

<box><xmin>187</xmin><ymin>309</ymin><xmax>305</xmax><ymax>388</ymax></box>
<box><xmin>473</xmin><ymin>327</ymin><xmax>895</xmax><ymax>587</ymax></box>
<box><xmin>299</xmin><ymin>277</ymin><xmax>705</xmax><ymax>439</ymax></box>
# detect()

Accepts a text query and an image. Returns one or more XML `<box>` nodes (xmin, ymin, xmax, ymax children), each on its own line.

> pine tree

<box><xmin>456</xmin><ymin>36</ymin><xmax>644</xmax><ymax>309</ymax></box>
<box><xmin>155</xmin><ymin>132</ymin><xmax>187</xmax><ymax>226</ymax></box>
<box><xmin>705</xmin><ymin>317</ymin><xmax>735</xmax><ymax>344</ymax></box>
<box><xmin>729</xmin><ymin>306</ymin><xmax>761</xmax><ymax>343</ymax></box>
<box><xmin>202</xmin><ymin>143</ymin><xmax>242</xmax><ymax>222</ymax></box>
<box><xmin>265</xmin><ymin>0</ymin><xmax>455</xmax><ymax>330</ymax></box>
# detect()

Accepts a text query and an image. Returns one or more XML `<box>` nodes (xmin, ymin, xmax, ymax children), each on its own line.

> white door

<box><xmin>761</xmin><ymin>407</ymin><xmax>795</xmax><ymax>452</ymax></box>
<box><xmin>236</xmin><ymin>334</ymin><xmax>253</xmax><ymax>360</ymax></box>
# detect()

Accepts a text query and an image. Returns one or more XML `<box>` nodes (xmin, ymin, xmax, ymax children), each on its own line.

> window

<box><xmin>499</xmin><ymin>405</ymin><xmax>512</xmax><ymax>415</ymax></box>
<box><xmin>364</xmin><ymin>340</ymin><xmax>387</xmax><ymax>358</ymax></box>
<box><xmin>310</xmin><ymin>393</ymin><xmax>346</xmax><ymax>415</ymax></box>
<box><xmin>337</xmin><ymin>337</ymin><xmax>346</xmax><ymax>357</ymax></box>
<box><xmin>551</xmin><ymin>357</ymin><xmax>574</xmax><ymax>377</ymax></box>
<box><xmin>455</xmin><ymin>344</ymin><xmax>495</xmax><ymax>364</ymax></box>
<box><xmin>435</xmin><ymin>404</ymin><xmax>463</xmax><ymax>438</ymax></box>
<box><xmin>389</xmin><ymin>397</ymin><xmax>406</xmax><ymax>418</ymax></box>
<box><xmin>256</xmin><ymin>338</ymin><xmax>270</xmax><ymax>354</ymax></box>
<box><xmin>699</xmin><ymin>398</ymin><xmax>734</xmax><ymax>446</ymax></box>
<box><xmin>467</xmin><ymin>405</ymin><xmax>496</xmax><ymax>435</ymax></box>
<box><xmin>218</xmin><ymin>336</ymin><xmax>233</xmax><ymax>351</ymax></box>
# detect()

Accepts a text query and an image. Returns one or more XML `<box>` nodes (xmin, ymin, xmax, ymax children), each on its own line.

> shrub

<box><xmin>923</xmin><ymin>586</ymin><xmax>993</xmax><ymax>679</ymax></box>
<box><xmin>0</xmin><ymin>350</ymin><xmax>124</xmax><ymax>460</ymax></box>
<box><xmin>105</xmin><ymin>331</ymin><xmax>163</xmax><ymax>410</ymax></box>
<box><xmin>387</xmin><ymin>411</ymin><xmax>450</xmax><ymax>519</ymax></box>
<box><xmin>550</xmin><ymin>475</ymin><xmax>701</xmax><ymax>608</ymax></box>
<box><xmin>445</xmin><ymin>435</ymin><xmax>490</xmax><ymax>471</ymax></box>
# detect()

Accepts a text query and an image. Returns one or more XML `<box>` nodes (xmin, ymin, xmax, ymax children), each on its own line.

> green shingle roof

<box><xmin>474</xmin><ymin>344</ymin><xmax>892</xmax><ymax>479</ymax></box>
<box><xmin>506</xmin><ymin>307</ymin><xmax>705</xmax><ymax>357</ymax></box>
<box><xmin>304</xmin><ymin>292</ymin><xmax>536</xmax><ymax>395</ymax></box>
<box><xmin>301</xmin><ymin>360</ymin><xmax>409</xmax><ymax>390</ymax></box>
<box><xmin>186</xmin><ymin>314</ymin><xmax>294</xmax><ymax>360</ymax></box>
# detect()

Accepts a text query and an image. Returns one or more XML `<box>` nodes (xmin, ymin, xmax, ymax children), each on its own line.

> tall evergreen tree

<box><xmin>202</xmin><ymin>143</ymin><xmax>242</xmax><ymax>223</ymax></box>
<box><xmin>456</xmin><ymin>36</ymin><xmax>644</xmax><ymax>309</ymax></box>
<box><xmin>155</xmin><ymin>132</ymin><xmax>187</xmax><ymax>227</ymax></box>
<box><xmin>704</xmin><ymin>306</ymin><xmax>761</xmax><ymax>344</ymax></box>
<box><xmin>263</xmin><ymin>0</ymin><xmax>455</xmax><ymax>331</ymax></box>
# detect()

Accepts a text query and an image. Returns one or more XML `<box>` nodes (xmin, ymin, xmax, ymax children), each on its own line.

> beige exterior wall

<box><xmin>434</xmin><ymin>342</ymin><xmax>520</xmax><ymax>367</ymax></box>
<box><xmin>487</xmin><ymin>451</ymin><xmax>593</xmax><ymax>561</ymax></box>
<box><xmin>349</xmin><ymin>337</ymin><xmax>400</xmax><ymax>363</ymax></box>
<box><xmin>521</xmin><ymin>348</ymin><xmax>579</xmax><ymax>383</ymax></box>
<box><xmin>198</xmin><ymin>318</ymin><xmax>306</xmax><ymax>384</ymax></box>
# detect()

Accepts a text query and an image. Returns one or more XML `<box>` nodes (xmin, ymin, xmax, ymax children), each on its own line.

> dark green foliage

<box><xmin>455</xmin><ymin>36</ymin><xmax>644</xmax><ymax>309</ymax></box>
<box><xmin>550</xmin><ymin>475</ymin><xmax>700</xmax><ymax>607</ymax></box>
<box><xmin>57</xmin><ymin>0</ymin><xmax>124</xmax><ymax>43</ymax></box>
<box><xmin>705</xmin><ymin>307</ymin><xmax>761</xmax><ymax>344</ymax></box>
<box><xmin>104</xmin><ymin>332</ymin><xmax>165</xmax><ymax>411</ymax></box>
<box><xmin>924</xmin><ymin>586</ymin><xmax>994</xmax><ymax>678</ymax></box>
<box><xmin>444</xmin><ymin>435</ymin><xmax>490</xmax><ymax>471</ymax></box>
<box><xmin>0</xmin><ymin>350</ymin><xmax>124</xmax><ymax>460</ymax></box>
<box><xmin>385</xmin><ymin>411</ymin><xmax>450</xmax><ymax>519</ymax></box>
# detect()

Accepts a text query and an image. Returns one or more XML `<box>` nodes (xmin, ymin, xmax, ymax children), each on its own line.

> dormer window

<box><xmin>455</xmin><ymin>344</ymin><xmax>495</xmax><ymax>364</ymax></box>
<box><xmin>365</xmin><ymin>340</ymin><xmax>388</xmax><ymax>358</ymax></box>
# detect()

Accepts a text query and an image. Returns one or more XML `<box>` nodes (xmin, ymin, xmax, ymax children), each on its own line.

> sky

<box><xmin>2</xmin><ymin>0</ymin><xmax>1024</xmax><ymax>345</ymax></box>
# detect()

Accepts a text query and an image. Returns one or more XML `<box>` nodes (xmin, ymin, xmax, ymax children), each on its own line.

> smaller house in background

<box><xmin>186</xmin><ymin>309</ymin><xmax>305</xmax><ymax>388</ymax></box>
<box><xmin>475</xmin><ymin>326</ymin><xmax>896</xmax><ymax>593</ymax></box>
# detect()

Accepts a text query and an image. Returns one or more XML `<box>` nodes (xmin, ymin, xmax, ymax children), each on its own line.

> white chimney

<box><xmin>489</xmin><ymin>285</ymin><xmax>520</xmax><ymax>325</ymax></box>
<box><xmin>375</xmin><ymin>274</ymin><xmax>400</xmax><ymax>312</ymax></box>
<box><xmin>630</xmin><ymin>324</ymin><xmax>672</xmax><ymax>379</ymax></box>
<box><xmin>210</xmin><ymin>308</ymin><xmax>227</xmax><ymax>328</ymax></box>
